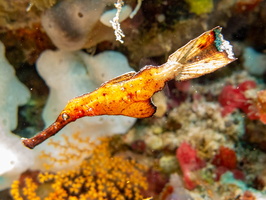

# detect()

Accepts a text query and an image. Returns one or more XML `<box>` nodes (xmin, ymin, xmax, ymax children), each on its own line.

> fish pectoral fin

<box><xmin>121</xmin><ymin>100</ymin><xmax>156</xmax><ymax>118</ymax></box>
<box><xmin>168</xmin><ymin>27</ymin><xmax>236</xmax><ymax>81</ymax></box>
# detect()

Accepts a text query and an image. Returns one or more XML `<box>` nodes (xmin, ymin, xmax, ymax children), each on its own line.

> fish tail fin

<box><xmin>168</xmin><ymin>26</ymin><xmax>236</xmax><ymax>81</ymax></box>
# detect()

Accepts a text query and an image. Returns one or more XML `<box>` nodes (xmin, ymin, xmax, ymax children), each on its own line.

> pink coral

<box><xmin>219</xmin><ymin>85</ymin><xmax>246</xmax><ymax>116</ymax></box>
<box><xmin>219</xmin><ymin>80</ymin><xmax>259</xmax><ymax>120</ymax></box>
<box><xmin>176</xmin><ymin>142</ymin><xmax>205</xmax><ymax>190</ymax></box>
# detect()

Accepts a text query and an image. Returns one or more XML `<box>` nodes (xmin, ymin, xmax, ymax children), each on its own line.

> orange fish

<box><xmin>22</xmin><ymin>26</ymin><xmax>236</xmax><ymax>149</ymax></box>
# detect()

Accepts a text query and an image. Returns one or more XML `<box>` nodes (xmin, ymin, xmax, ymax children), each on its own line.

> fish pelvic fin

<box><xmin>121</xmin><ymin>100</ymin><xmax>156</xmax><ymax>118</ymax></box>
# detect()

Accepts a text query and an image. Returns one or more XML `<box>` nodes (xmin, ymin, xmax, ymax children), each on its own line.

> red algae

<box><xmin>219</xmin><ymin>80</ymin><xmax>259</xmax><ymax>120</ymax></box>
<box><xmin>212</xmin><ymin>146</ymin><xmax>237</xmax><ymax>170</ymax></box>
<box><xmin>212</xmin><ymin>146</ymin><xmax>245</xmax><ymax>181</ymax></box>
<box><xmin>176</xmin><ymin>142</ymin><xmax>205</xmax><ymax>190</ymax></box>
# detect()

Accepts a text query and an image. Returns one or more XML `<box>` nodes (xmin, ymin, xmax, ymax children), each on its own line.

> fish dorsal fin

<box><xmin>103</xmin><ymin>72</ymin><xmax>136</xmax><ymax>85</ymax></box>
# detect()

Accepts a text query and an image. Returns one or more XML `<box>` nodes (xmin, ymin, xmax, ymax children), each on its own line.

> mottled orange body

<box><xmin>64</xmin><ymin>66</ymin><xmax>169</xmax><ymax>120</ymax></box>
<box><xmin>22</xmin><ymin>27</ymin><xmax>236</xmax><ymax>149</ymax></box>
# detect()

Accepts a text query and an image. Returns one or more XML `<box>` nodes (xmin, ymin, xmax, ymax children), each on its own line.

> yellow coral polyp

<box><xmin>10</xmin><ymin>180</ymin><xmax>23</xmax><ymax>200</ymax></box>
<box><xmin>11</xmin><ymin>133</ymin><xmax>148</xmax><ymax>200</ymax></box>
<box><xmin>185</xmin><ymin>0</ymin><xmax>213</xmax><ymax>15</ymax></box>
<box><xmin>10</xmin><ymin>178</ymin><xmax>41</xmax><ymax>200</ymax></box>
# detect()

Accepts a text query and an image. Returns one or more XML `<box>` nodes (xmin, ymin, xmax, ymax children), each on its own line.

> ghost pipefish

<box><xmin>22</xmin><ymin>26</ymin><xmax>236</xmax><ymax>149</ymax></box>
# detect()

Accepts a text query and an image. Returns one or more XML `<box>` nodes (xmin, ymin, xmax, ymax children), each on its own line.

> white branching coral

<box><xmin>110</xmin><ymin>0</ymin><xmax>126</xmax><ymax>43</ymax></box>
<box><xmin>0</xmin><ymin>41</ymin><xmax>34</xmax><ymax>190</ymax></box>
<box><xmin>109</xmin><ymin>0</ymin><xmax>143</xmax><ymax>43</ymax></box>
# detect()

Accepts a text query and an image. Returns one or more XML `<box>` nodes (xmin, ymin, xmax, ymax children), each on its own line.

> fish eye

<box><xmin>62</xmin><ymin>113</ymin><xmax>70</xmax><ymax>121</ymax></box>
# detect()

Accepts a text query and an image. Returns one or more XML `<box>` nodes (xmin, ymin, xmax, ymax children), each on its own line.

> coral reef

<box><xmin>218</xmin><ymin>80</ymin><xmax>258</xmax><ymax>119</ymax></box>
<box><xmin>243</xmin><ymin>47</ymin><xmax>266</xmax><ymax>76</ymax></box>
<box><xmin>159</xmin><ymin>173</ymin><xmax>193</xmax><ymax>200</ymax></box>
<box><xmin>0</xmin><ymin>41</ymin><xmax>34</xmax><ymax>190</ymax></box>
<box><xmin>0</xmin><ymin>1</ymin><xmax>40</xmax><ymax>31</ymax></box>
<box><xmin>11</xmin><ymin>133</ymin><xmax>148</xmax><ymax>200</ymax></box>
<box><xmin>1</xmin><ymin>0</ymin><xmax>266</xmax><ymax>199</ymax></box>
<box><xmin>212</xmin><ymin>146</ymin><xmax>245</xmax><ymax>181</ymax></box>
<box><xmin>41</xmin><ymin>0</ymin><xmax>114</xmax><ymax>50</ymax></box>
<box><xmin>30</xmin><ymin>0</ymin><xmax>57</xmax><ymax>11</ymax></box>
<box><xmin>119</xmin><ymin>69</ymin><xmax>266</xmax><ymax>199</ymax></box>
<box><xmin>176</xmin><ymin>142</ymin><xmax>205</xmax><ymax>190</ymax></box>
<box><xmin>0</xmin><ymin>41</ymin><xmax>31</xmax><ymax>130</ymax></box>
